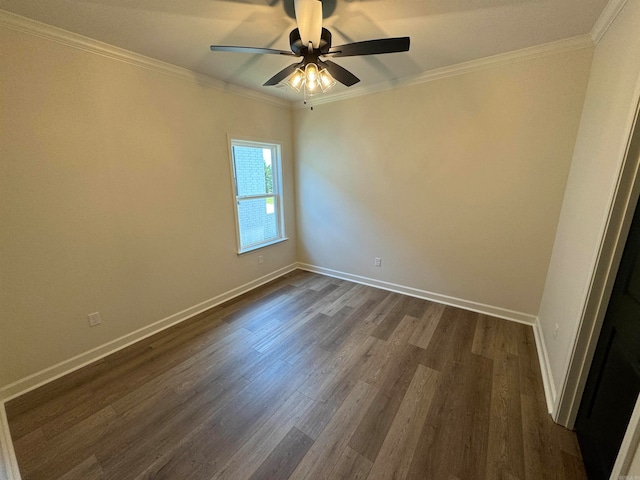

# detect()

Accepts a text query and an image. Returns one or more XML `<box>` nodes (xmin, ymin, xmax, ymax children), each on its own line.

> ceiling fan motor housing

<box><xmin>289</xmin><ymin>27</ymin><xmax>332</xmax><ymax>56</ymax></box>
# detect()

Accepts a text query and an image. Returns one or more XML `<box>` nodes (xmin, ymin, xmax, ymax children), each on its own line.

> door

<box><xmin>576</xmin><ymin>200</ymin><xmax>640</xmax><ymax>479</ymax></box>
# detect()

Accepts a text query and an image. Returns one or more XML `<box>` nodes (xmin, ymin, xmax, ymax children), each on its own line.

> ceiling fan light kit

<box><xmin>287</xmin><ymin>62</ymin><xmax>337</xmax><ymax>96</ymax></box>
<box><xmin>209</xmin><ymin>0</ymin><xmax>410</xmax><ymax>98</ymax></box>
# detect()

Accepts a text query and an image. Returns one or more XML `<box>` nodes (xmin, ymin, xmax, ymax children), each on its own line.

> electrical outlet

<box><xmin>258</xmin><ymin>255</ymin><xmax>264</xmax><ymax>264</ymax></box>
<box><xmin>374</xmin><ymin>257</ymin><xmax>382</xmax><ymax>267</ymax></box>
<box><xmin>88</xmin><ymin>312</ymin><xmax>102</xmax><ymax>327</ymax></box>
<box><xmin>553</xmin><ymin>323</ymin><xmax>559</xmax><ymax>340</ymax></box>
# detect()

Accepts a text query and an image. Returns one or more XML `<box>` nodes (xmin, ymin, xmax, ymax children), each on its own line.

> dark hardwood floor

<box><xmin>5</xmin><ymin>270</ymin><xmax>586</xmax><ymax>479</ymax></box>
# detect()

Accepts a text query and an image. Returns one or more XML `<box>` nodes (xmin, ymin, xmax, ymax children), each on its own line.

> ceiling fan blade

<box><xmin>328</xmin><ymin>37</ymin><xmax>410</xmax><ymax>57</ymax></box>
<box><xmin>294</xmin><ymin>0</ymin><xmax>322</xmax><ymax>49</ymax></box>
<box><xmin>319</xmin><ymin>60</ymin><xmax>360</xmax><ymax>87</ymax></box>
<box><xmin>263</xmin><ymin>62</ymin><xmax>303</xmax><ymax>86</ymax></box>
<box><xmin>210</xmin><ymin>45</ymin><xmax>296</xmax><ymax>56</ymax></box>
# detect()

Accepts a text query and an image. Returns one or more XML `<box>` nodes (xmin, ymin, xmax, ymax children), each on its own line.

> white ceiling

<box><xmin>0</xmin><ymin>0</ymin><xmax>609</xmax><ymax>102</ymax></box>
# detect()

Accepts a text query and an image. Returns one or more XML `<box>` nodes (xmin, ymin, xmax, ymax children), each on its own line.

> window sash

<box><xmin>236</xmin><ymin>193</ymin><xmax>278</xmax><ymax>201</ymax></box>
<box><xmin>229</xmin><ymin>139</ymin><xmax>285</xmax><ymax>254</ymax></box>
<box><xmin>235</xmin><ymin>195</ymin><xmax>282</xmax><ymax>252</ymax></box>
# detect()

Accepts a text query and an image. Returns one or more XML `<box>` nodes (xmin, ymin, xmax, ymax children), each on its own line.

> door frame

<box><xmin>556</xmin><ymin>89</ymin><xmax>640</xmax><ymax>470</ymax></box>
<box><xmin>611</xmin><ymin>396</ymin><xmax>640</xmax><ymax>477</ymax></box>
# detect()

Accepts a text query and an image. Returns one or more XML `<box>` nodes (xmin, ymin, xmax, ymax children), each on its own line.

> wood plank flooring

<box><xmin>5</xmin><ymin>270</ymin><xmax>586</xmax><ymax>479</ymax></box>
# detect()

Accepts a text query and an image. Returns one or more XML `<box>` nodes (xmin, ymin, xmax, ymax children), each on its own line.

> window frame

<box><xmin>228</xmin><ymin>137</ymin><xmax>287</xmax><ymax>254</ymax></box>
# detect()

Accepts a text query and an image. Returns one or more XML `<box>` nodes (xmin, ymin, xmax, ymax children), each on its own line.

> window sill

<box><xmin>238</xmin><ymin>237</ymin><xmax>289</xmax><ymax>255</ymax></box>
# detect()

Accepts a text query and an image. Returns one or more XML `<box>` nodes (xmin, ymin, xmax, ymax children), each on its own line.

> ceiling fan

<box><xmin>209</xmin><ymin>0</ymin><xmax>410</xmax><ymax>95</ymax></box>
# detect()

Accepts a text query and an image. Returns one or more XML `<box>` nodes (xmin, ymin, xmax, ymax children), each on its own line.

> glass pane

<box><xmin>233</xmin><ymin>146</ymin><xmax>274</xmax><ymax>197</ymax></box>
<box><xmin>237</xmin><ymin>196</ymin><xmax>278</xmax><ymax>249</ymax></box>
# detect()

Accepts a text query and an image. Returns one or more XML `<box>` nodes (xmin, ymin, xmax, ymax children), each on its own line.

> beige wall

<box><xmin>294</xmin><ymin>48</ymin><xmax>593</xmax><ymax>316</ymax></box>
<box><xmin>537</xmin><ymin>0</ymin><xmax>640</xmax><ymax>407</ymax></box>
<box><xmin>0</xmin><ymin>26</ymin><xmax>296</xmax><ymax>388</ymax></box>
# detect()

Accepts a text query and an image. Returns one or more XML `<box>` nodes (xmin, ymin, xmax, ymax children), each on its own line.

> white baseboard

<box><xmin>0</xmin><ymin>264</ymin><xmax>297</xmax><ymax>403</ymax></box>
<box><xmin>532</xmin><ymin>321</ymin><xmax>557</xmax><ymax>415</ymax></box>
<box><xmin>296</xmin><ymin>263</ymin><xmax>537</xmax><ymax>325</ymax></box>
<box><xmin>0</xmin><ymin>261</ymin><xmax>557</xmax><ymax>480</ymax></box>
<box><xmin>0</xmin><ymin>404</ymin><xmax>21</xmax><ymax>480</ymax></box>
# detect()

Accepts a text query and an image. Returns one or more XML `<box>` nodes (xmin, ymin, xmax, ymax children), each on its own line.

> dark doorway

<box><xmin>575</xmin><ymin>197</ymin><xmax>640</xmax><ymax>479</ymax></box>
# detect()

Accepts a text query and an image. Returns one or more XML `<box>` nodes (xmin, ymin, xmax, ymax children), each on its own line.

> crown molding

<box><xmin>1</xmin><ymin>7</ymin><xmax>605</xmax><ymax>110</ymax></box>
<box><xmin>591</xmin><ymin>0</ymin><xmax>628</xmax><ymax>44</ymax></box>
<box><xmin>296</xmin><ymin>34</ymin><xmax>594</xmax><ymax>108</ymax></box>
<box><xmin>0</xmin><ymin>9</ymin><xmax>291</xmax><ymax>109</ymax></box>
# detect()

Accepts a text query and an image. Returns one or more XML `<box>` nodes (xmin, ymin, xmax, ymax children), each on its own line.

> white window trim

<box><xmin>228</xmin><ymin>137</ymin><xmax>287</xmax><ymax>254</ymax></box>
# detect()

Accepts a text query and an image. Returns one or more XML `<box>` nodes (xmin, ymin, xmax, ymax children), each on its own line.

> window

<box><xmin>229</xmin><ymin>139</ymin><xmax>286</xmax><ymax>253</ymax></box>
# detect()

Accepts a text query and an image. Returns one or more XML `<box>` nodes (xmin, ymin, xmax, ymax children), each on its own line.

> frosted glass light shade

<box><xmin>287</xmin><ymin>68</ymin><xmax>305</xmax><ymax>92</ymax></box>
<box><xmin>319</xmin><ymin>68</ymin><xmax>336</xmax><ymax>92</ymax></box>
